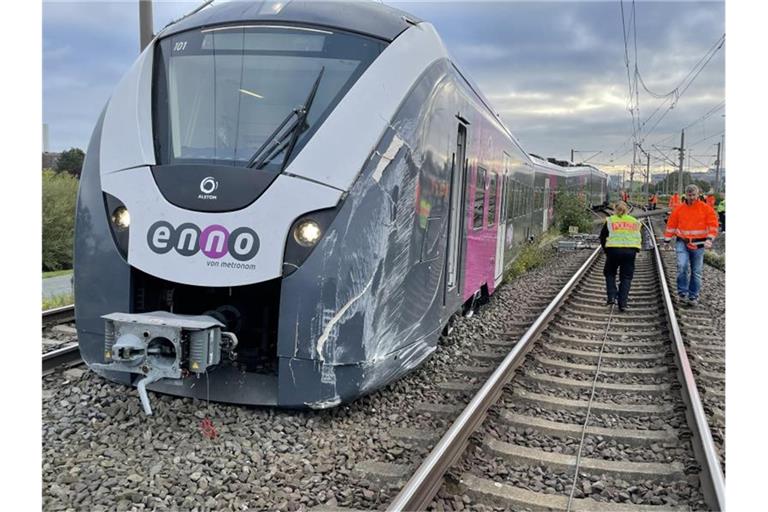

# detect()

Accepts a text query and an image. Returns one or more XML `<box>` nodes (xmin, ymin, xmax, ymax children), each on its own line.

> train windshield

<box><xmin>153</xmin><ymin>26</ymin><xmax>386</xmax><ymax>167</ymax></box>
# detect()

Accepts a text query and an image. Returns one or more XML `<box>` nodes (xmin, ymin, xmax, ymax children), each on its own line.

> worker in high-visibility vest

<box><xmin>599</xmin><ymin>201</ymin><xmax>642</xmax><ymax>312</ymax></box>
<box><xmin>706</xmin><ymin>194</ymin><xmax>716</xmax><ymax>208</ymax></box>
<box><xmin>663</xmin><ymin>184</ymin><xmax>719</xmax><ymax>307</ymax></box>
<box><xmin>717</xmin><ymin>196</ymin><xmax>725</xmax><ymax>233</ymax></box>
<box><xmin>648</xmin><ymin>193</ymin><xmax>658</xmax><ymax>210</ymax></box>
<box><xmin>668</xmin><ymin>192</ymin><xmax>680</xmax><ymax>209</ymax></box>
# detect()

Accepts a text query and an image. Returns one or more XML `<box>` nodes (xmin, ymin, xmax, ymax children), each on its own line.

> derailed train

<box><xmin>74</xmin><ymin>0</ymin><xmax>608</xmax><ymax>413</ymax></box>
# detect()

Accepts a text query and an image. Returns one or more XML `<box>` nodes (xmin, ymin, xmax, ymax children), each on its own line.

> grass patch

<box><xmin>43</xmin><ymin>293</ymin><xmax>74</xmax><ymax>311</ymax></box>
<box><xmin>43</xmin><ymin>269</ymin><xmax>73</xmax><ymax>279</ymax></box>
<box><xmin>704</xmin><ymin>251</ymin><xmax>725</xmax><ymax>271</ymax></box>
<box><xmin>504</xmin><ymin>232</ymin><xmax>558</xmax><ymax>281</ymax></box>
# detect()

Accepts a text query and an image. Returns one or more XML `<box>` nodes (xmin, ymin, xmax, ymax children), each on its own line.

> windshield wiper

<box><xmin>247</xmin><ymin>66</ymin><xmax>325</xmax><ymax>170</ymax></box>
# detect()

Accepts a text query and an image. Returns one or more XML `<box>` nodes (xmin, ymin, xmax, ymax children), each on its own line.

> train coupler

<box><xmin>90</xmin><ymin>311</ymin><xmax>238</xmax><ymax>415</ymax></box>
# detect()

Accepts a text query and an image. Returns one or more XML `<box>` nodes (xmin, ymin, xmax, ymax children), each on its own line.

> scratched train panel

<box><xmin>74</xmin><ymin>0</ymin><xmax>608</xmax><ymax>411</ymax></box>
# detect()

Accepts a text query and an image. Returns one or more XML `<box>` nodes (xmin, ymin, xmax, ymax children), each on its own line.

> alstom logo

<box><xmin>147</xmin><ymin>221</ymin><xmax>259</xmax><ymax>261</ymax></box>
<box><xmin>198</xmin><ymin>176</ymin><xmax>219</xmax><ymax>200</ymax></box>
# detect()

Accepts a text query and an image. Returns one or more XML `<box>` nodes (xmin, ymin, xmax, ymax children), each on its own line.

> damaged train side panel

<box><xmin>277</xmin><ymin>60</ymin><xmax>488</xmax><ymax>407</ymax></box>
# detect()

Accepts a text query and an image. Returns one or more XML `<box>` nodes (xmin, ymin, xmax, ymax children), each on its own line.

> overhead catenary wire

<box><xmin>605</xmin><ymin>32</ymin><xmax>725</xmax><ymax>166</ymax></box>
<box><xmin>637</xmin><ymin>34</ymin><xmax>724</xmax><ymax>145</ymax></box>
<box><xmin>686</xmin><ymin>130</ymin><xmax>725</xmax><ymax>150</ymax></box>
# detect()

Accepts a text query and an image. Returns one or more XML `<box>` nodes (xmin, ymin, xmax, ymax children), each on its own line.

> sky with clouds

<box><xmin>43</xmin><ymin>0</ymin><xmax>725</xmax><ymax>177</ymax></box>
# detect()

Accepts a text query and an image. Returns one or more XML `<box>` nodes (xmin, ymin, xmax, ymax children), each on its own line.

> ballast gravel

<box><xmin>449</xmin><ymin>447</ymin><xmax>708</xmax><ymax>510</ymax></box>
<box><xmin>43</xmin><ymin>244</ymin><xmax>593</xmax><ymax>510</ymax></box>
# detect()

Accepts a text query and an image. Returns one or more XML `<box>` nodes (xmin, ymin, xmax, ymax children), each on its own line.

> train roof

<box><xmin>158</xmin><ymin>0</ymin><xmax>420</xmax><ymax>42</ymax></box>
<box><xmin>529</xmin><ymin>154</ymin><xmax>608</xmax><ymax>178</ymax></box>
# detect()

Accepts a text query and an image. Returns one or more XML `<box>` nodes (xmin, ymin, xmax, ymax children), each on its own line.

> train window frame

<box><xmin>487</xmin><ymin>173</ymin><xmax>497</xmax><ymax>227</ymax></box>
<box><xmin>473</xmin><ymin>167</ymin><xmax>486</xmax><ymax>230</ymax></box>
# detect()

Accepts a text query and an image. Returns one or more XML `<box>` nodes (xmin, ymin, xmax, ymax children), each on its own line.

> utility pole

<box><xmin>644</xmin><ymin>151</ymin><xmax>650</xmax><ymax>195</ymax></box>
<box><xmin>631</xmin><ymin>145</ymin><xmax>637</xmax><ymax>195</ymax></box>
<box><xmin>673</xmin><ymin>129</ymin><xmax>685</xmax><ymax>195</ymax></box>
<box><xmin>714</xmin><ymin>141</ymin><xmax>722</xmax><ymax>194</ymax></box>
<box><xmin>139</xmin><ymin>0</ymin><xmax>154</xmax><ymax>52</ymax></box>
<box><xmin>636</xmin><ymin>144</ymin><xmax>651</xmax><ymax>196</ymax></box>
<box><xmin>665</xmin><ymin>166</ymin><xmax>669</xmax><ymax>195</ymax></box>
<box><xmin>571</xmin><ymin>149</ymin><xmax>574</xmax><ymax>163</ymax></box>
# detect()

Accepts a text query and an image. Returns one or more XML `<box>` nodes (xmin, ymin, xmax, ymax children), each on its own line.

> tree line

<box><xmin>43</xmin><ymin>147</ymin><xmax>84</xmax><ymax>271</ymax></box>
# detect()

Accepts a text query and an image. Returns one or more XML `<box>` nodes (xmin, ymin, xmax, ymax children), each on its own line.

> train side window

<box><xmin>473</xmin><ymin>167</ymin><xmax>486</xmax><ymax>230</ymax></box>
<box><xmin>526</xmin><ymin>185</ymin><xmax>532</xmax><ymax>214</ymax></box>
<box><xmin>506</xmin><ymin>177</ymin><xmax>514</xmax><ymax>222</ymax></box>
<box><xmin>510</xmin><ymin>180</ymin><xmax>517</xmax><ymax>218</ymax></box>
<box><xmin>487</xmin><ymin>174</ymin><xmax>497</xmax><ymax>226</ymax></box>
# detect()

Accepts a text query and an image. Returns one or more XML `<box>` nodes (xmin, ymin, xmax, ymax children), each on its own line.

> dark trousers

<box><xmin>719</xmin><ymin>212</ymin><xmax>725</xmax><ymax>232</ymax></box>
<box><xmin>604</xmin><ymin>248</ymin><xmax>637</xmax><ymax>307</ymax></box>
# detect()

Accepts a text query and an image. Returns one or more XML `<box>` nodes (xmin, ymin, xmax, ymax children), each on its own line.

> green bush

<box><xmin>42</xmin><ymin>169</ymin><xmax>78</xmax><ymax>271</ymax></box>
<box><xmin>553</xmin><ymin>192</ymin><xmax>592</xmax><ymax>235</ymax></box>
<box><xmin>505</xmin><ymin>240</ymin><xmax>547</xmax><ymax>281</ymax></box>
<box><xmin>55</xmin><ymin>147</ymin><xmax>85</xmax><ymax>178</ymax></box>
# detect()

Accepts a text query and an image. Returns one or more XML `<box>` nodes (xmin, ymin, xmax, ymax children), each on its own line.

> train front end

<box><xmin>74</xmin><ymin>4</ymin><xmax>445</xmax><ymax>412</ymax></box>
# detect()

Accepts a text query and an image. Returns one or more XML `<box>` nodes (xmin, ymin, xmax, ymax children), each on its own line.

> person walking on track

<box><xmin>663</xmin><ymin>184</ymin><xmax>719</xmax><ymax>307</ymax></box>
<box><xmin>668</xmin><ymin>192</ymin><xmax>680</xmax><ymax>210</ymax></box>
<box><xmin>600</xmin><ymin>201</ymin><xmax>642</xmax><ymax>312</ymax></box>
<box><xmin>648</xmin><ymin>193</ymin><xmax>658</xmax><ymax>210</ymax></box>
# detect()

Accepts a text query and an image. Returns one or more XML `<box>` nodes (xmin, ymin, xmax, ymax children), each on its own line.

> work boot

<box><xmin>687</xmin><ymin>297</ymin><xmax>699</xmax><ymax>308</ymax></box>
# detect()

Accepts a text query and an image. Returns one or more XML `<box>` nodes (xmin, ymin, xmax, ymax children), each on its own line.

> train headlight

<box><xmin>293</xmin><ymin>219</ymin><xmax>322</xmax><ymax>247</ymax></box>
<box><xmin>283</xmin><ymin>208</ymin><xmax>339</xmax><ymax>276</ymax></box>
<box><xmin>111</xmin><ymin>206</ymin><xmax>131</xmax><ymax>231</ymax></box>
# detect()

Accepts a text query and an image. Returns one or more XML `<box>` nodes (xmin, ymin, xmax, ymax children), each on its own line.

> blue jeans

<box><xmin>676</xmin><ymin>240</ymin><xmax>705</xmax><ymax>299</ymax></box>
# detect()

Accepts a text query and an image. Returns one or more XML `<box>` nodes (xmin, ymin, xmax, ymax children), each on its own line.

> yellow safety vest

<box><xmin>605</xmin><ymin>215</ymin><xmax>642</xmax><ymax>249</ymax></box>
<box><xmin>717</xmin><ymin>199</ymin><xmax>725</xmax><ymax>213</ymax></box>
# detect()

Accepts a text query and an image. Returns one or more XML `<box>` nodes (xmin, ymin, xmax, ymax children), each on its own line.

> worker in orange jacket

<box><xmin>668</xmin><ymin>192</ymin><xmax>680</xmax><ymax>209</ymax></box>
<box><xmin>663</xmin><ymin>184</ymin><xmax>719</xmax><ymax>307</ymax></box>
<box><xmin>648</xmin><ymin>193</ymin><xmax>658</xmax><ymax>210</ymax></box>
<box><xmin>706</xmin><ymin>194</ymin><xmax>716</xmax><ymax>208</ymax></box>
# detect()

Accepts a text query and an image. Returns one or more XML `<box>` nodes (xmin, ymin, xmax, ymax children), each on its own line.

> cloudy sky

<box><xmin>43</xmin><ymin>0</ymin><xmax>725</xmax><ymax>178</ymax></box>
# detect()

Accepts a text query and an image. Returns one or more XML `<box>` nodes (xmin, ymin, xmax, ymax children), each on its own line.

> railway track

<box><xmin>650</xmin><ymin>217</ymin><xmax>726</xmax><ymax>471</ymax></box>
<box><xmin>42</xmin><ymin>304</ymin><xmax>81</xmax><ymax>374</ymax></box>
<box><xmin>42</xmin><ymin>304</ymin><xmax>75</xmax><ymax>326</ymax></box>
<box><xmin>388</xmin><ymin>220</ymin><xmax>725</xmax><ymax>511</ymax></box>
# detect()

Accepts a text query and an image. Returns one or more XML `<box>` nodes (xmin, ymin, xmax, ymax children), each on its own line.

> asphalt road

<box><xmin>43</xmin><ymin>274</ymin><xmax>73</xmax><ymax>299</ymax></box>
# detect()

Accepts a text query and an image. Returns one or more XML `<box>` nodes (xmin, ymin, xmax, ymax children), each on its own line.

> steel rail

<box><xmin>42</xmin><ymin>343</ymin><xmax>82</xmax><ymax>375</ymax></box>
<box><xmin>42</xmin><ymin>305</ymin><xmax>81</xmax><ymax>374</ymax></box>
<box><xmin>42</xmin><ymin>304</ymin><xmax>75</xmax><ymax>326</ymax></box>
<box><xmin>644</xmin><ymin>219</ymin><xmax>726</xmax><ymax>511</ymax></box>
<box><xmin>386</xmin><ymin>246</ymin><xmax>602</xmax><ymax>511</ymax></box>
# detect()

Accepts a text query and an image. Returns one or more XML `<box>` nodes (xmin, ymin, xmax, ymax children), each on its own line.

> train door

<box><xmin>542</xmin><ymin>177</ymin><xmax>550</xmax><ymax>232</ymax></box>
<box><xmin>494</xmin><ymin>153</ymin><xmax>510</xmax><ymax>283</ymax></box>
<box><xmin>445</xmin><ymin>122</ymin><xmax>468</xmax><ymax>303</ymax></box>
